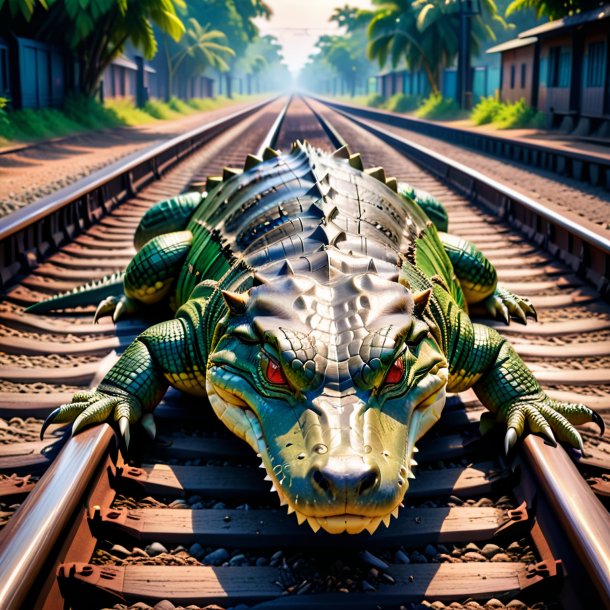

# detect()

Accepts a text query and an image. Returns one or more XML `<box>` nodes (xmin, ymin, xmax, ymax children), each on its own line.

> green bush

<box><xmin>0</xmin><ymin>94</ymin><xmax>248</xmax><ymax>145</ymax></box>
<box><xmin>168</xmin><ymin>97</ymin><xmax>196</xmax><ymax>114</ymax></box>
<box><xmin>385</xmin><ymin>93</ymin><xmax>420</xmax><ymax>113</ymax></box>
<box><xmin>415</xmin><ymin>93</ymin><xmax>459</xmax><ymax>119</ymax></box>
<box><xmin>64</xmin><ymin>95</ymin><xmax>122</xmax><ymax>129</ymax></box>
<box><xmin>471</xmin><ymin>95</ymin><xmax>502</xmax><ymax>125</ymax></box>
<box><xmin>493</xmin><ymin>98</ymin><xmax>537</xmax><ymax>129</ymax></box>
<box><xmin>365</xmin><ymin>93</ymin><xmax>385</xmax><ymax>108</ymax></box>
<box><xmin>104</xmin><ymin>98</ymin><xmax>153</xmax><ymax>125</ymax></box>
<box><xmin>143</xmin><ymin>99</ymin><xmax>181</xmax><ymax>120</ymax></box>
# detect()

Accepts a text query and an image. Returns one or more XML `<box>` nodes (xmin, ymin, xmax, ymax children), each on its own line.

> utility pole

<box><xmin>456</xmin><ymin>0</ymin><xmax>481</xmax><ymax>109</ymax></box>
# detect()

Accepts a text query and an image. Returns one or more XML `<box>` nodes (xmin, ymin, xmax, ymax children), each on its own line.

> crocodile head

<box><xmin>206</xmin><ymin>266</ymin><xmax>448</xmax><ymax>535</ymax></box>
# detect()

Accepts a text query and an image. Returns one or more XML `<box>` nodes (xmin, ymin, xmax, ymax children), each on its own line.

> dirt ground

<box><xmin>0</xmin><ymin>99</ymin><xmax>261</xmax><ymax>218</ymax></box>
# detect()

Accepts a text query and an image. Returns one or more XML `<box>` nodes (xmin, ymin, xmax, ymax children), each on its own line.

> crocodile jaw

<box><xmin>206</xmin><ymin>376</ymin><xmax>447</xmax><ymax>535</ymax></box>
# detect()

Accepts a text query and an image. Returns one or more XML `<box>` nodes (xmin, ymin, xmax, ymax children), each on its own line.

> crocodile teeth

<box><xmin>410</xmin><ymin>458</ymin><xmax>418</xmax><ymax>467</ymax></box>
<box><xmin>269</xmin><ymin>484</ymin><xmax>277</xmax><ymax>492</ymax></box>
<box><xmin>264</xmin><ymin>474</ymin><xmax>272</xmax><ymax>481</ymax></box>
<box><xmin>412</xmin><ymin>446</ymin><xmax>419</xmax><ymax>453</ymax></box>
<box><xmin>407</xmin><ymin>470</ymin><xmax>416</xmax><ymax>479</ymax></box>
<box><xmin>365</xmin><ymin>517</ymin><xmax>382</xmax><ymax>534</ymax></box>
<box><xmin>391</xmin><ymin>508</ymin><xmax>399</xmax><ymax>519</ymax></box>
<box><xmin>307</xmin><ymin>517</ymin><xmax>321</xmax><ymax>533</ymax></box>
<box><xmin>287</xmin><ymin>505</ymin><xmax>295</xmax><ymax>514</ymax></box>
<box><xmin>382</xmin><ymin>515</ymin><xmax>391</xmax><ymax>528</ymax></box>
<box><xmin>296</xmin><ymin>512</ymin><xmax>307</xmax><ymax>525</ymax></box>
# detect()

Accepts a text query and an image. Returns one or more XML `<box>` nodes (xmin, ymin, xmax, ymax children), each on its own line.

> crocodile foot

<box><xmin>501</xmin><ymin>393</ymin><xmax>604</xmax><ymax>454</ymax></box>
<box><xmin>482</xmin><ymin>286</ymin><xmax>537</xmax><ymax>325</ymax></box>
<box><xmin>40</xmin><ymin>388</ymin><xmax>152</xmax><ymax>448</ymax></box>
<box><xmin>94</xmin><ymin>295</ymin><xmax>139</xmax><ymax>323</ymax></box>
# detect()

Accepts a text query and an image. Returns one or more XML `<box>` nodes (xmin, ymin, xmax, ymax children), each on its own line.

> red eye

<box><xmin>385</xmin><ymin>357</ymin><xmax>405</xmax><ymax>384</ymax></box>
<box><xmin>265</xmin><ymin>358</ymin><xmax>288</xmax><ymax>385</ymax></box>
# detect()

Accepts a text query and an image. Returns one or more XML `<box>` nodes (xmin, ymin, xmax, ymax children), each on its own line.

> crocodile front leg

<box><xmin>41</xmin><ymin>316</ymin><xmax>198</xmax><ymax>446</ymax></box>
<box><xmin>442</xmin><ymin>299</ymin><xmax>602</xmax><ymax>452</ymax></box>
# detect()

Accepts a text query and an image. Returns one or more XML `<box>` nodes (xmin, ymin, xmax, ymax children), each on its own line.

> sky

<box><xmin>254</xmin><ymin>0</ymin><xmax>374</xmax><ymax>76</ymax></box>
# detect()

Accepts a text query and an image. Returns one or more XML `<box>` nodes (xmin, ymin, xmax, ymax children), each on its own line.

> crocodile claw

<box><xmin>483</xmin><ymin>286</ymin><xmax>536</xmax><ymax>326</ymax></box>
<box><xmin>94</xmin><ymin>296</ymin><xmax>119</xmax><ymax>323</ymax></box>
<box><xmin>592</xmin><ymin>411</ymin><xmax>606</xmax><ymax>436</ymax></box>
<box><xmin>538</xmin><ymin>424</ymin><xmax>557</xmax><ymax>448</ymax></box>
<box><xmin>504</xmin><ymin>427</ymin><xmax>518</xmax><ymax>455</ymax></box>
<box><xmin>119</xmin><ymin>416</ymin><xmax>130</xmax><ymax>449</ymax></box>
<box><xmin>40</xmin><ymin>407</ymin><xmax>60</xmax><ymax>440</ymax></box>
<box><xmin>94</xmin><ymin>295</ymin><xmax>138</xmax><ymax>323</ymax></box>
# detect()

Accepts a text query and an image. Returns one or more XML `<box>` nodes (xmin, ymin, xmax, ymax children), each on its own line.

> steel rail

<box><xmin>0</xmin><ymin>99</ymin><xmax>295</xmax><ymax>610</ymax></box>
<box><xmin>0</xmin><ymin>424</ymin><xmax>116</xmax><ymax>610</ymax></box>
<box><xmin>310</xmin><ymin>96</ymin><xmax>610</xmax><ymax>607</ymax></box>
<box><xmin>317</xmin><ymin>98</ymin><xmax>610</xmax><ymax>188</ymax></box>
<box><xmin>312</xmin><ymin>97</ymin><xmax>610</xmax><ymax>293</ymax></box>
<box><xmin>520</xmin><ymin>435</ymin><xmax>610</xmax><ymax>608</ymax></box>
<box><xmin>256</xmin><ymin>96</ymin><xmax>290</xmax><ymax>157</ymax></box>
<box><xmin>0</xmin><ymin>96</ymin><xmax>279</xmax><ymax>289</ymax></box>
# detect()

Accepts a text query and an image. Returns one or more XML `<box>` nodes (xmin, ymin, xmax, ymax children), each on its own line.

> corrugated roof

<box><xmin>111</xmin><ymin>56</ymin><xmax>138</xmax><ymax>71</ymax></box>
<box><xmin>519</xmin><ymin>4</ymin><xmax>610</xmax><ymax>38</ymax></box>
<box><xmin>486</xmin><ymin>36</ymin><xmax>537</xmax><ymax>54</ymax></box>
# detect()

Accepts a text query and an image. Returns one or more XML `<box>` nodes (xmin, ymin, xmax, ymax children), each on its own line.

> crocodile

<box><xmin>37</xmin><ymin>142</ymin><xmax>602</xmax><ymax>535</ymax></box>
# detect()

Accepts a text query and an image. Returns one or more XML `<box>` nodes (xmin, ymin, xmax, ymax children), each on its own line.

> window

<box><xmin>510</xmin><ymin>64</ymin><xmax>515</xmax><ymax>89</ymax></box>
<box><xmin>586</xmin><ymin>41</ymin><xmax>605</xmax><ymax>87</ymax></box>
<box><xmin>549</xmin><ymin>46</ymin><xmax>572</xmax><ymax>88</ymax></box>
<box><xmin>520</xmin><ymin>63</ymin><xmax>526</xmax><ymax>88</ymax></box>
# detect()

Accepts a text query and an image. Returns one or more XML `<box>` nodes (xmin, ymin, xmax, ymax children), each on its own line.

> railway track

<box><xmin>316</xmin><ymin>98</ymin><xmax>610</xmax><ymax>193</ymax></box>
<box><xmin>0</xmin><ymin>94</ymin><xmax>609</xmax><ymax>610</ymax></box>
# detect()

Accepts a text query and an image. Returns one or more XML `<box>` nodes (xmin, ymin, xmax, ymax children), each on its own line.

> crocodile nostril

<box><xmin>312</xmin><ymin>469</ymin><xmax>331</xmax><ymax>493</ymax></box>
<box><xmin>358</xmin><ymin>471</ymin><xmax>379</xmax><ymax>496</ymax></box>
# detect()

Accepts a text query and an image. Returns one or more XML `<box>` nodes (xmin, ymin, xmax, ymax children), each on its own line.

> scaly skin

<box><xmin>39</xmin><ymin>142</ymin><xmax>602</xmax><ymax>535</ymax></box>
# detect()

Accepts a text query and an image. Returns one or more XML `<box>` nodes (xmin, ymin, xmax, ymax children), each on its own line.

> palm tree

<box><xmin>367</xmin><ymin>0</ymin><xmax>440</xmax><ymax>94</ymax></box>
<box><xmin>163</xmin><ymin>18</ymin><xmax>234</xmax><ymax>100</ymax></box>
<box><xmin>367</xmin><ymin>0</ymin><xmax>505</xmax><ymax>95</ymax></box>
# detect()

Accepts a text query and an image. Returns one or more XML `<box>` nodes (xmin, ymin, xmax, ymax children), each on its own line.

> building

<box><xmin>487</xmin><ymin>4</ymin><xmax>610</xmax><ymax>134</ymax></box>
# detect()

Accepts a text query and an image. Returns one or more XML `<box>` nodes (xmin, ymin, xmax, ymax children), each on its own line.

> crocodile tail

<box><xmin>25</xmin><ymin>271</ymin><xmax>125</xmax><ymax>314</ymax></box>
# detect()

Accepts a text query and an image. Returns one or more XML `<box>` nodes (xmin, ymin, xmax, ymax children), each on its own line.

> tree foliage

<box><xmin>506</xmin><ymin>0</ymin><xmax>604</xmax><ymax>20</ymax></box>
<box><xmin>0</xmin><ymin>0</ymin><xmax>186</xmax><ymax>96</ymax></box>
<box><xmin>183</xmin><ymin>0</ymin><xmax>272</xmax><ymax>97</ymax></box>
<box><xmin>163</xmin><ymin>18</ymin><xmax>234</xmax><ymax>100</ymax></box>
<box><xmin>366</xmin><ymin>0</ymin><xmax>506</xmax><ymax>93</ymax></box>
